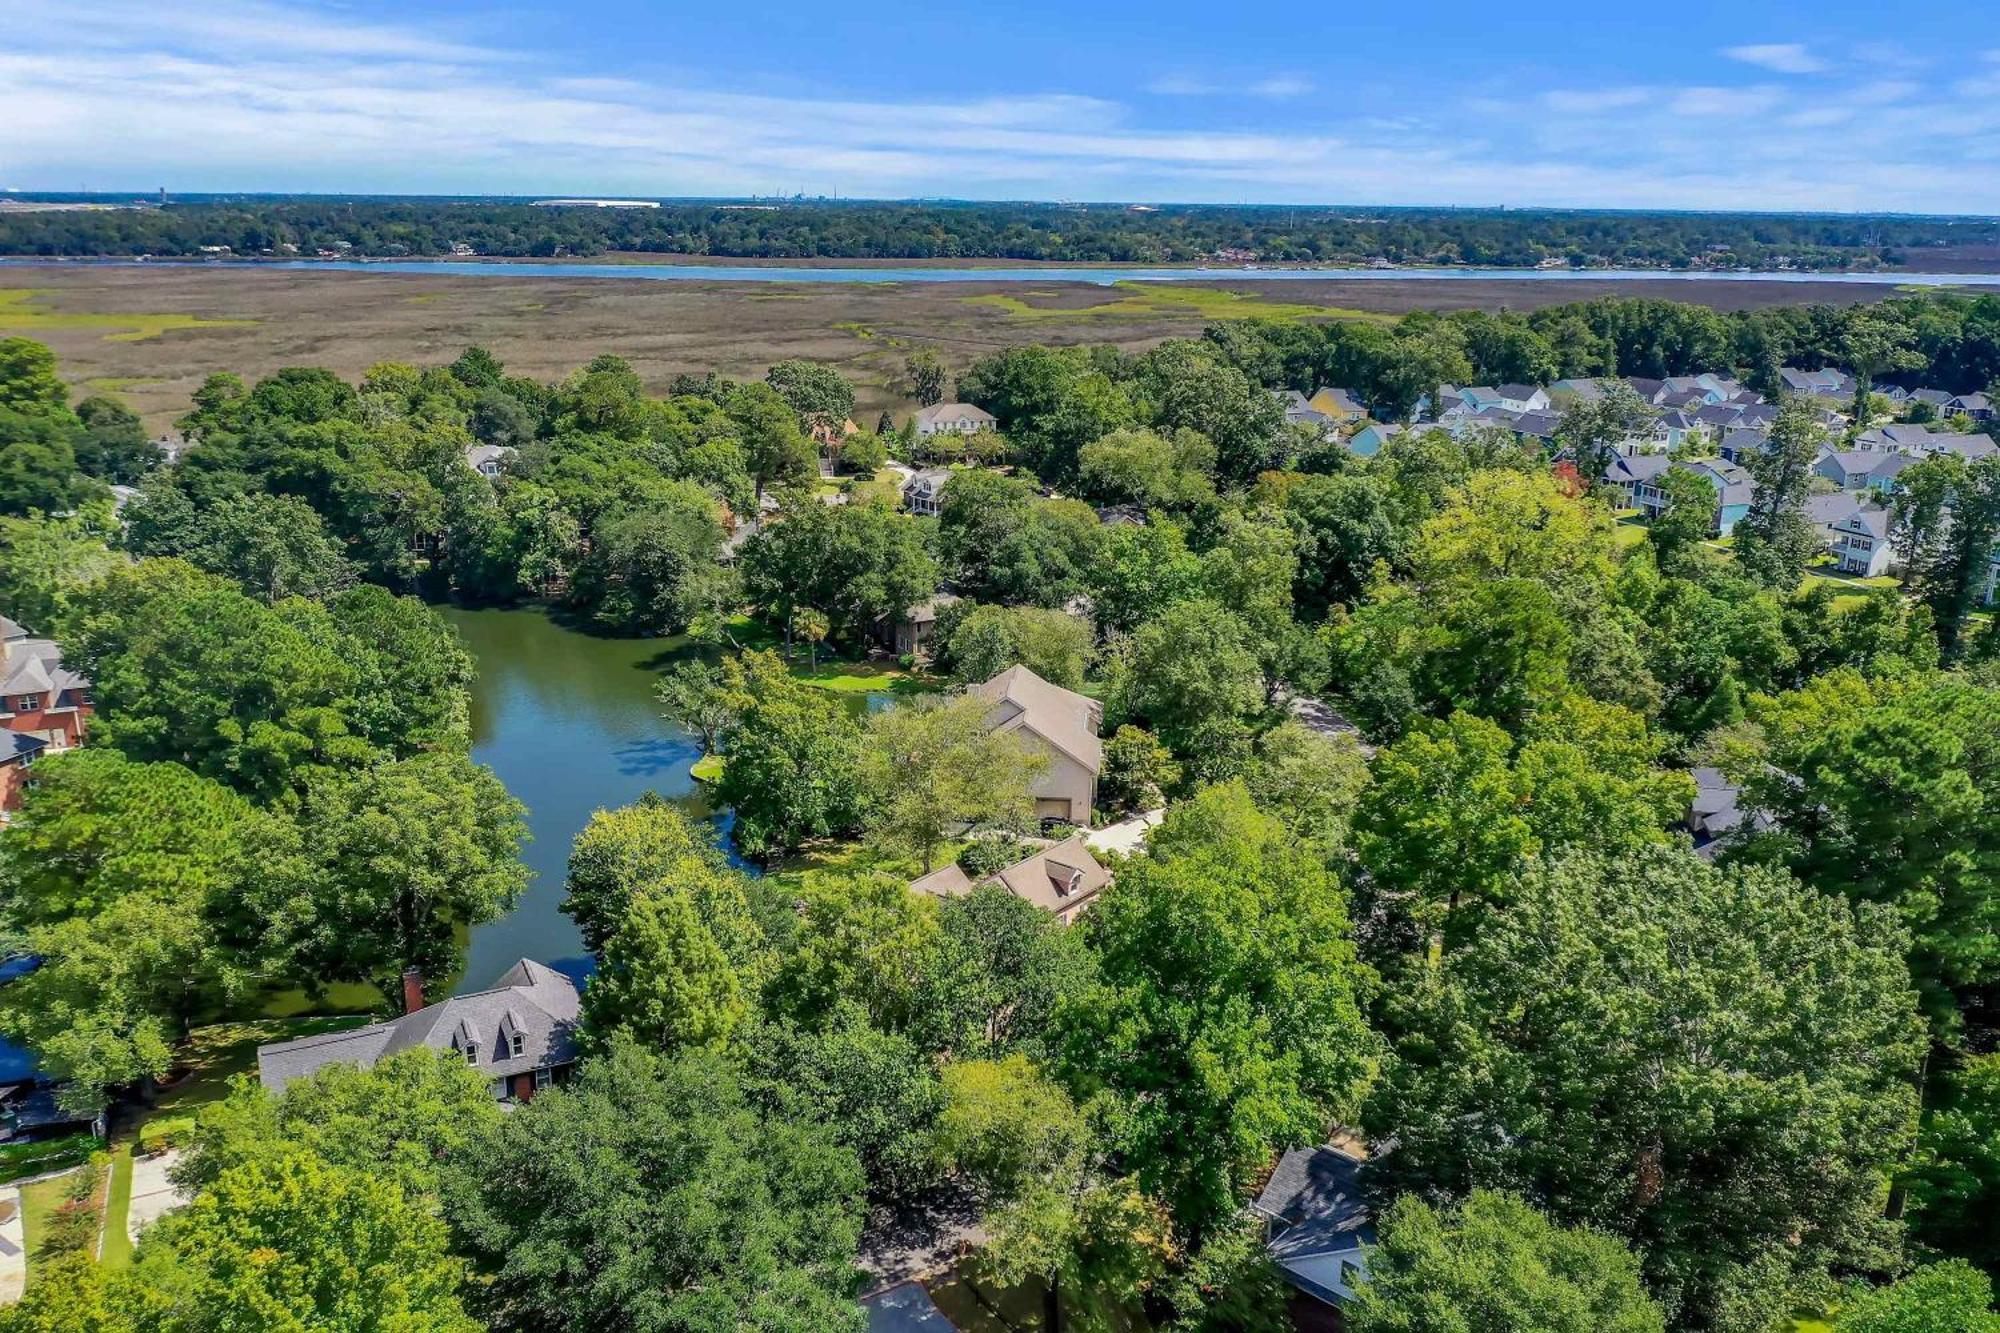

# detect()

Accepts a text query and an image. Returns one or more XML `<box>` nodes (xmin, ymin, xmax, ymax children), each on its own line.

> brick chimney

<box><xmin>401</xmin><ymin>968</ymin><xmax>426</xmax><ymax>1016</ymax></box>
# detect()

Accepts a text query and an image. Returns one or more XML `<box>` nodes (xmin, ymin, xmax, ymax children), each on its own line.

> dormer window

<box><xmin>461</xmin><ymin>1041</ymin><xmax>478</xmax><ymax>1064</ymax></box>
<box><xmin>510</xmin><ymin>1031</ymin><xmax>525</xmax><ymax>1057</ymax></box>
<box><xmin>15</xmin><ymin>695</ymin><xmax>41</xmax><ymax>712</ymax></box>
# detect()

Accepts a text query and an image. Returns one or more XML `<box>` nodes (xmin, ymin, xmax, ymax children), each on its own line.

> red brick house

<box><xmin>0</xmin><ymin>615</ymin><xmax>93</xmax><ymax>815</ymax></box>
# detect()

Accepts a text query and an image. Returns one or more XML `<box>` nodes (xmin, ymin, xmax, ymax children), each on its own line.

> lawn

<box><xmin>138</xmin><ymin>1014</ymin><xmax>374</xmax><ymax>1139</ymax></box>
<box><xmin>99</xmin><ymin>1144</ymin><xmax>134</xmax><ymax>1269</ymax></box>
<box><xmin>654</xmin><ymin>613</ymin><xmax>938</xmax><ymax>699</ymax></box>
<box><xmin>689</xmin><ymin>753</ymin><xmax>725</xmax><ymax>782</ymax></box>
<box><xmin>18</xmin><ymin>1160</ymin><xmax>106</xmax><ymax>1282</ymax></box>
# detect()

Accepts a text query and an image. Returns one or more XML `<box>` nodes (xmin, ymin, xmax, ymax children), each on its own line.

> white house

<box><xmin>1828</xmin><ymin>506</ymin><xmax>1895</xmax><ymax>578</ymax></box>
<box><xmin>901</xmin><ymin>468</ymin><xmax>951</xmax><ymax>518</ymax></box>
<box><xmin>913</xmin><ymin>402</ymin><xmax>997</xmax><ymax>437</ymax></box>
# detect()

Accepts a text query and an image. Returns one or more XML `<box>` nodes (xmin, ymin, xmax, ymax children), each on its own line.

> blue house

<box><xmin>1347</xmin><ymin>422</ymin><xmax>1404</xmax><ymax>458</ymax></box>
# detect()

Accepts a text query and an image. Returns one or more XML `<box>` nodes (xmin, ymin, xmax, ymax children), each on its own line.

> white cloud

<box><xmin>1722</xmin><ymin>43</ymin><xmax>1828</xmax><ymax>74</ymax></box>
<box><xmin>1671</xmin><ymin>85</ymin><xmax>1783</xmax><ymax>116</ymax></box>
<box><xmin>1542</xmin><ymin>88</ymin><xmax>1651</xmax><ymax>113</ymax></box>
<box><xmin>1148</xmin><ymin>73</ymin><xmax>1313</xmax><ymax>98</ymax></box>
<box><xmin>1248</xmin><ymin>75</ymin><xmax>1314</xmax><ymax>98</ymax></box>
<box><xmin>3</xmin><ymin>0</ymin><xmax>2000</xmax><ymax>212</ymax></box>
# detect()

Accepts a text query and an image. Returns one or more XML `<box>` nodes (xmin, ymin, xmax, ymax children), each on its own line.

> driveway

<box><xmin>125</xmin><ymin>1150</ymin><xmax>188</xmax><ymax>1246</ymax></box>
<box><xmin>0</xmin><ymin>1186</ymin><xmax>22</xmax><ymax>1305</ymax></box>
<box><xmin>1085</xmin><ymin>808</ymin><xmax>1164</xmax><ymax>857</ymax></box>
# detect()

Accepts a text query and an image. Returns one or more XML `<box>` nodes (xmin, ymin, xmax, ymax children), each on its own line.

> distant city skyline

<box><xmin>4</xmin><ymin>0</ymin><xmax>1999</xmax><ymax>212</ymax></box>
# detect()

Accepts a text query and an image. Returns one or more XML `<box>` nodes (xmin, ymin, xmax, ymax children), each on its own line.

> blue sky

<box><xmin>4</xmin><ymin>0</ymin><xmax>1999</xmax><ymax>211</ymax></box>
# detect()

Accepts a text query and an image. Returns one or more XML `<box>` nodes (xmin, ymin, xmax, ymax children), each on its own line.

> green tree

<box><xmin>767</xmin><ymin>358</ymin><xmax>856</xmax><ymax>430</ymax></box>
<box><xmin>1893</xmin><ymin>455</ymin><xmax>2000</xmax><ymax>661</ymax></box>
<box><xmin>72</xmin><ymin>395</ymin><xmax>157</xmax><ymax>484</ymax></box>
<box><xmin>942</xmin><ymin>603</ymin><xmax>1094</xmax><ymax>690</ymax></box>
<box><xmin>248</xmin><ymin>752</ymin><xmax>528</xmax><ymax>999</ymax></box>
<box><xmin>0</xmin><ymin>336</ymin><xmax>71</xmax><ymax>415</ymax></box>
<box><xmin>1366</xmin><ymin>847</ymin><xmax>1925</xmax><ymax>1332</ymax></box>
<box><xmin>1648</xmin><ymin>464</ymin><xmax>1718</xmax><ymax>572</ymax></box>
<box><xmin>571</xmin><ymin>489</ymin><xmax>730</xmax><ymax>635</ymax></box>
<box><xmin>559</xmin><ymin>793</ymin><xmax>739</xmax><ymax>957</ymax></box>
<box><xmin>149</xmin><ymin>492</ymin><xmax>358</xmax><ymax>603</ymax></box>
<box><xmin>1349</xmin><ymin>1191</ymin><xmax>1666</xmax><ymax>1333</ymax></box>
<box><xmin>1554</xmin><ymin>381</ymin><xmax>1657</xmax><ymax>490</ymax></box>
<box><xmin>1098</xmin><ymin>724</ymin><xmax>1180</xmax><ymax>815</ymax></box>
<box><xmin>146</xmin><ymin>1152</ymin><xmax>482</xmax><ymax>1333</ymax></box>
<box><xmin>1837</xmin><ymin>1263</ymin><xmax>2000</xmax><ymax>1333</ymax></box>
<box><xmin>908</xmin><ymin>884</ymin><xmax>1095</xmax><ymax>1061</ymax></box>
<box><xmin>1283</xmin><ymin>470</ymin><xmax>1408</xmax><ymax>615</ymax></box>
<box><xmin>746</xmin><ymin>1004</ymin><xmax>945</xmax><ymax>1203</ymax></box>
<box><xmin>1241</xmin><ymin>720</ymin><xmax>1371</xmax><ymax>853</ymax></box>
<box><xmin>728</xmin><ymin>381</ymin><xmax>819</xmax><ymax>498</ymax></box>
<box><xmin>445</xmin><ymin>1039</ymin><xmax>866</xmax><ymax>1333</ymax></box>
<box><xmin>175</xmin><ymin>1048</ymin><xmax>502</xmax><ymax>1203</ymax></box>
<box><xmin>1724</xmin><ymin>669</ymin><xmax>2000</xmax><ymax>1033</ymax></box>
<box><xmin>937</xmin><ymin>1054</ymin><xmax>1170</xmax><ymax>1333</ymax></box>
<box><xmin>742</xmin><ymin>497</ymin><xmax>938</xmax><ymax>648</ymax></box>
<box><xmin>581</xmin><ymin>887</ymin><xmax>747</xmax><ymax>1054</ymax></box>
<box><xmin>714</xmin><ymin>650</ymin><xmax>864</xmax><ymax>861</ymax></box>
<box><xmin>0</xmin><ymin>511</ymin><xmax>121</xmax><ymax>628</ymax></box>
<box><xmin>905</xmin><ymin>348</ymin><xmax>948</xmax><ymax>407</ymax></box>
<box><xmin>656</xmin><ymin>659</ymin><xmax>736</xmax><ymax>754</ymax></box>
<box><xmin>859</xmin><ymin>693</ymin><xmax>1048</xmax><ymax>872</ymax></box>
<box><xmin>1118</xmin><ymin>599</ymin><xmax>1264</xmax><ymax>774</ymax></box>
<box><xmin>0</xmin><ymin>749</ymin><xmax>262</xmax><ymax>926</ymax></box>
<box><xmin>1733</xmin><ymin>397</ymin><xmax>1828</xmax><ymax>590</ymax></box>
<box><xmin>1354</xmin><ymin>711</ymin><xmax>1537</xmax><ymax>954</ymax></box>
<box><xmin>1908</xmin><ymin>1054</ymin><xmax>2000</xmax><ymax>1274</ymax></box>
<box><xmin>1065</xmin><ymin>785</ymin><xmax>1379</xmax><ymax>1242</ymax></box>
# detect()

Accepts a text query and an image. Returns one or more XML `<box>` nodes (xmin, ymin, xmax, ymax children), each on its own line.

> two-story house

<box><xmin>1827</xmin><ymin>505</ymin><xmax>1895</xmax><ymax>578</ymax></box>
<box><xmin>901</xmin><ymin>468</ymin><xmax>951</xmax><ymax>518</ymax></box>
<box><xmin>257</xmin><ymin>959</ymin><xmax>580</xmax><ymax>1102</ymax></box>
<box><xmin>913</xmin><ymin>402</ymin><xmax>998</xmax><ymax>437</ymax></box>
<box><xmin>0</xmin><ymin>617</ymin><xmax>93</xmax><ymax>814</ymax></box>
<box><xmin>1625</xmin><ymin>459</ymin><xmax>1754</xmax><ymax>536</ymax></box>
<box><xmin>971</xmin><ymin>664</ymin><xmax>1102</xmax><ymax>826</ymax></box>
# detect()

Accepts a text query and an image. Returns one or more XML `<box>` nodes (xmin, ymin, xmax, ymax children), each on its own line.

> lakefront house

<box><xmin>257</xmin><ymin>960</ymin><xmax>581</xmax><ymax>1102</ymax></box>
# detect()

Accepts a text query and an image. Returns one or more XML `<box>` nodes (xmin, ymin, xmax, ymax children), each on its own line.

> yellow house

<box><xmin>1307</xmin><ymin>387</ymin><xmax>1368</xmax><ymax>423</ymax></box>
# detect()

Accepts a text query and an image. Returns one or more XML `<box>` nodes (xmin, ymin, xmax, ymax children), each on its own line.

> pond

<box><xmin>442</xmin><ymin>607</ymin><xmax>892</xmax><ymax>996</ymax></box>
<box><xmin>443</xmin><ymin>607</ymin><xmax>724</xmax><ymax>994</ymax></box>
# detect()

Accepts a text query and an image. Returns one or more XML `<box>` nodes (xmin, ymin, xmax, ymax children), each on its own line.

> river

<box><xmin>8</xmin><ymin>257</ymin><xmax>2000</xmax><ymax>288</ymax></box>
<box><xmin>444</xmin><ymin>607</ymin><xmax>720</xmax><ymax>994</ymax></box>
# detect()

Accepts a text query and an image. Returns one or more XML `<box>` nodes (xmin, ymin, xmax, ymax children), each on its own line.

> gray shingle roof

<box><xmin>257</xmin><ymin>959</ymin><xmax>579</xmax><ymax>1094</ymax></box>
<box><xmin>862</xmin><ymin>1282</ymin><xmax>958</xmax><ymax>1333</ymax></box>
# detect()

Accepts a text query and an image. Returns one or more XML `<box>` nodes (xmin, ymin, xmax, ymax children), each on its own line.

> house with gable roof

<box><xmin>257</xmin><ymin>959</ymin><xmax>581</xmax><ymax>1102</ymax></box>
<box><xmin>913</xmin><ymin>403</ymin><xmax>997</xmax><ymax>437</ymax></box>
<box><xmin>970</xmin><ymin>664</ymin><xmax>1102</xmax><ymax>827</ymax></box>
<box><xmin>910</xmin><ymin>833</ymin><xmax>1113</xmax><ymax>925</ymax></box>
<box><xmin>1</xmin><ymin>615</ymin><xmax>93</xmax><ymax>814</ymax></box>
<box><xmin>1251</xmin><ymin>1145</ymin><xmax>1376</xmax><ymax>1318</ymax></box>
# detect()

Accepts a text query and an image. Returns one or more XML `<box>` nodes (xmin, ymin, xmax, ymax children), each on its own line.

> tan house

<box><xmin>970</xmin><ymin>664</ymin><xmax>1101</xmax><ymax>826</ymax></box>
<box><xmin>910</xmin><ymin>833</ymin><xmax>1112</xmax><ymax>924</ymax></box>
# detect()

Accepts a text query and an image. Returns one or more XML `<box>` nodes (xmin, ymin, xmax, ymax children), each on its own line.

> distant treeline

<box><xmin>3</xmin><ymin>198</ymin><xmax>1998</xmax><ymax>268</ymax></box>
